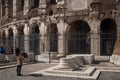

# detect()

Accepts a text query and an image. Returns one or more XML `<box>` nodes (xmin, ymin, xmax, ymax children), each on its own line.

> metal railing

<box><xmin>0</xmin><ymin>32</ymin><xmax>117</xmax><ymax>57</ymax></box>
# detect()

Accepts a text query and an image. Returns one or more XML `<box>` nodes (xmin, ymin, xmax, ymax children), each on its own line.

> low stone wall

<box><xmin>35</xmin><ymin>52</ymin><xmax>58</xmax><ymax>62</ymax></box>
<box><xmin>110</xmin><ymin>54</ymin><xmax>120</xmax><ymax>65</ymax></box>
<box><xmin>67</xmin><ymin>54</ymin><xmax>94</xmax><ymax>64</ymax></box>
<box><xmin>7</xmin><ymin>54</ymin><xmax>17</xmax><ymax>62</ymax></box>
<box><xmin>56</xmin><ymin>54</ymin><xmax>94</xmax><ymax>69</ymax></box>
<box><xmin>24</xmin><ymin>52</ymin><xmax>34</xmax><ymax>63</ymax></box>
<box><xmin>94</xmin><ymin>56</ymin><xmax>110</xmax><ymax>62</ymax></box>
<box><xmin>3</xmin><ymin>52</ymin><xmax>34</xmax><ymax>63</ymax></box>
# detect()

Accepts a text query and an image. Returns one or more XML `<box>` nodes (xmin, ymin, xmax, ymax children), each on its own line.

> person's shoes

<box><xmin>17</xmin><ymin>74</ymin><xmax>23</xmax><ymax>76</ymax></box>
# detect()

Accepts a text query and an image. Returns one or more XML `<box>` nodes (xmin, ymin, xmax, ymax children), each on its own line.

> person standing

<box><xmin>15</xmin><ymin>48</ymin><xmax>24</xmax><ymax>76</ymax></box>
<box><xmin>0</xmin><ymin>47</ymin><xmax>6</xmax><ymax>61</ymax></box>
<box><xmin>0</xmin><ymin>47</ymin><xmax>6</xmax><ymax>54</ymax></box>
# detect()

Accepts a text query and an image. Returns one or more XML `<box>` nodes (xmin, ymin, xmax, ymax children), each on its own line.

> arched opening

<box><xmin>50</xmin><ymin>0</ymin><xmax>57</xmax><ymax>5</ymax></box>
<box><xmin>20</xmin><ymin>0</ymin><xmax>24</xmax><ymax>11</ymax></box>
<box><xmin>47</xmin><ymin>23</ymin><xmax>58</xmax><ymax>52</ymax></box>
<box><xmin>1</xmin><ymin>0</ymin><xmax>5</xmax><ymax>16</ymax></box>
<box><xmin>8</xmin><ymin>0</ymin><xmax>13</xmax><ymax>18</ymax></box>
<box><xmin>66</xmin><ymin>20</ymin><xmax>91</xmax><ymax>54</ymax></box>
<box><xmin>1</xmin><ymin>31</ymin><xmax>6</xmax><ymax>48</ymax></box>
<box><xmin>8</xmin><ymin>28</ymin><xmax>14</xmax><ymax>52</ymax></box>
<box><xmin>100</xmin><ymin>18</ymin><xmax>117</xmax><ymax>56</ymax></box>
<box><xmin>29</xmin><ymin>24</ymin><xmax>40</xmax><ymax>55</ymax></box>
<box><xmin>17</xmin><ymin>26</ymin><xmax>24</xmax><ymax>51</ymax></box>
<box><xmin>31</xmin><ymin>0</ymin><xmax>39</xmax><ymax>9</ymax></box>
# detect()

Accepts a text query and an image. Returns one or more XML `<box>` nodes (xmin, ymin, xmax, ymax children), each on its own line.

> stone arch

<box><xmin>31</xmin><ymin>0</ymin><xmax>39</xmax><ymax>9</ymax></box>
<box><xmin>30</xmin><ymin>23</ymin><xmax>40</xmax><ymax>34</ymax></box>
<box><xmin>46</xmin><ymin>23</ymin><xmax>58</xmax><ymax>52</ymax></box>
<box><xmin>66</xmin><ymin>20</ymin><xmax>91</xmax><ymax>54</ymax></box>
<box><xmin>29</xmin><ymin>23</ymin><xmax>40</xmax><ymax>54</ymax></box>
<box><xmin>100</xmin><ymin>18</ymin><xmax>117</xmax><ymax>56</ymax></box>
<box><xmin>17</xmin><ymin>25</ymin><xmax>24</xmax><ymax>35</ymax></box>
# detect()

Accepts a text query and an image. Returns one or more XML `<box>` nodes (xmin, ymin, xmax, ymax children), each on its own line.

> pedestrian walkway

<box><xmin>0</xmin><ymin>61</ymin><xmax>120</xmax><ymax>80</ymax></box>
<box><xmin>30</xmin><ymin>61</ymin><xmax>120</xmax><ymax>80</ymax></box>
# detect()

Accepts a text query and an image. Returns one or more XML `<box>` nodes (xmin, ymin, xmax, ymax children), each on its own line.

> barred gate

<box><xmin>0</xmin><ymin>32</ymin><xmax>117</xmax><ymax>57</ymax></box>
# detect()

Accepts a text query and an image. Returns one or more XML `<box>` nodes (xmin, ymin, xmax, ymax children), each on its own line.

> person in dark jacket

<box><xmin>0</xmin><ymin>47</ymin><xmax>6</xmax><ymax>54</ymax></box>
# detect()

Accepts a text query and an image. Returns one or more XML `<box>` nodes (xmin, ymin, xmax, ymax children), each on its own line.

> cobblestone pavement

<box><xmin>0</xmin><ymin>62</ymin><xmax>120</xmax><ymax>80</ymax></box>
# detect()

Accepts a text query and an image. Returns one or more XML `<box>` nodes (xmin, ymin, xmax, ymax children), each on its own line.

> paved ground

<box><xmin>0</xmin><ymin>62</ymin><xmax>120</xmax><ymax>80</ymax></box>
<box><xmin>98</xmin><ymin>72</ymin><xmax>120</xmax><ymax>80</ymax></box>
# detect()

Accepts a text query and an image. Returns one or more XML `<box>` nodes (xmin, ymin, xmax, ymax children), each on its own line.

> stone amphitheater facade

<box><xmin>0</xmin><ymin>0</ymin><xmax>120</xmax><ymax>63</ymax></box>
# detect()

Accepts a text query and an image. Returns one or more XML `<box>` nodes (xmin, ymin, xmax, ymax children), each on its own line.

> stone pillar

<box><xmin>57</xmin><ymin>34</ymin><xmax>65</xmax><ymax>57</ymax></box>
<box><xmin>90</xmin><ymin>31</ymin><xmax>100</xmax><ymax>55</ymax></box>
<box><xmin>89</xmin><ymin>12</ymin><xmax>100</xmax><ymax>56</ymax></box>
<box><xmin>0</xmin><ymin>31</ymin><xmax>2</xmax><ymax>46</ymax></box>
<box><xmin>40</xmin><ymin>22</ymin><xmax>47</xmax><ymax>52</ymax></box>
<box><xmin>23</xmin><ymin>23</ymin><xmax>30</xmax><ymax>53</ymax></box>
<box><xmin>0</xmin><ymin>1</ymin><xmax>1</xmax><ymax>16</ymax></box>
<box><xmin>13</xmin><ymin>26</ymin><xmax>18</xmax><ymax>49</ymax></box>
<box><xmin>0</xmin><ymin>31</ymin><xmax>3</xmax><ymax>47</ymax></box>
<box><xmin>13</xmin><ymin>0</ymin><xmax>18</xmax><ymax>18</ymax></box>
<box><xmin>5</xmin><ymin>28</ymin><xmax>9</xmax><ymax>51</ymax></box>
<box><xmin>57</xmin><ymin>20</ymin><xmax>67</xmax><ymax>57</ymax></box>
<box><xmin>24</xmin><ymin>0</ymin><xmax>30</xmax><ymax>15</ymax></box>
<box><xmin>39</xmin><ymin>0</ymin><xmax>47</xmax><ymax>14</ymax></box>
<box><xmin>5</xmin><ymin>0</ymin><xmax>8</xmax><ymax>17</ymax></box>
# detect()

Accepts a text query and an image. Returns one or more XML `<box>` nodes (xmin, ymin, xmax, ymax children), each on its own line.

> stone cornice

<box><xmin>0</xmin><ymin>20</ymin><xmax>29</xmax><ymax>28</ymax></box>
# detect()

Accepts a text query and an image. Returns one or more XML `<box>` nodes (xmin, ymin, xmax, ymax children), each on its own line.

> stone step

<box><xmin>30</xmin><ymin>66</ymin><xmax>99</xmax><ymax>80</ymax></box>
<box><xmin>94</xmin><ymin>56</ymin><xmax>110</xmax><ymax>62</ymax></box>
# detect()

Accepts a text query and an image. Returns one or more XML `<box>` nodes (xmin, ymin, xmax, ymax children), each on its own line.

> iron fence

<box><xmin>0</xmin><ymin>32</ymin><xmax>117</xmax><ymax>57</ymax></box>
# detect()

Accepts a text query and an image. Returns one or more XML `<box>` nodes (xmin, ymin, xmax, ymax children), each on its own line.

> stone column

<box><xmin>13</xmin><ymin>0</ymin><xmax>18</xmax><ymax>18</ymax></box>
<box><xmin>0</xmin><ymin>31</ymin><xmax>2</xmax><ymax>46</ymax></box>
<box><xmin>0</xmin><ymin>31</ymin><xmax>3</xmax><ymax>47</ymax></box>
<box><xmin>57</xmin><ymin>20</ymin><xmax>67</xmax><ymax>57</ymax></box>
<box><xmin>90</xmin><ymin>31</ymin><xmax>100</xmax><ymax>55</ymax></box>
<box><xmin>12</xmin><ymin>26</ymin><xmax>18</xmax><ymax>54</ymax></box>
<box><xmin>24</xmin><ymin>0</ymin><xmax>30</xmax><ymax>15</ymax></box>
<box><xmin>23</xmin><ymin>23</ymin><xmax>30</xmax><ymax>53</ymax></box>
<box><xmin>0</xmin><ymin>1</ymin><xmax>1</xmax><ymax>16</ymax></box>
<box><xmin>89</xmin><ymin>12</ymin><xmax>100</xmax><ymax>56</ymax></box>
<box><xmin>40</xmin><ymin>22</ymin><xmax>47</xmax><ymax>52</ymax></box>
<box><xmin>5</xmin><ymin>28</ymin><xmax>9</xmax><ymax>51</ymax></box>
<box><xmin>57</xmin><ymin>34</ymin><xmax>65</xmax><ymax>57</ymax></box>
<box><xmin>39</xmin><ymin>0</ymin><xmax>47</xmax><ymax>14</ymax></box>
<box><xmin>4</xmin><ymin>0</ymin><xmax>9</xmax><ymax>17</ymax></box>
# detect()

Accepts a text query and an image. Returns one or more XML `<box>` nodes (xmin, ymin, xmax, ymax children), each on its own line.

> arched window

<box><xmin>1</xmin><ymin>0</ymin><xmax>5</xmax><ymax>16</ymax></box>
<box><xmin>47</xmin><ymin>0</ymin><xmax>57</xmax><ymax>5</ymax></box>
<box><xmin>21</xmin><ymin>0</ymin><xmax>24</xmax><ymax>11</ymax></box>
<box><xmin>31</xmin><ymin>0</ymin><xmax>39</xmax><ymax>9</ymax></box>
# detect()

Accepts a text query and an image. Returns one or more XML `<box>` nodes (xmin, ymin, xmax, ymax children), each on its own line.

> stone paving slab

<box><xmin>30</xmin><ymin>66</ymin><xmax>100</xmax><ymax>80</ymax></box>
<box><xmin>0</xmin><ymin>62</ymin><xmax>120</xmax><ymax>80</ymax></box>
<box><xmin>30</xmin><ymin>62</ymin><xmax>120</xmax><ymax>80</ymax></box>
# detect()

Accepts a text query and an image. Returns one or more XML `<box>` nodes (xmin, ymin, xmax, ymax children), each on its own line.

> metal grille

<box><xmin>0</xmin><ymin>32</ymin><xmax>117</xmax><ymax>56</ymax></box>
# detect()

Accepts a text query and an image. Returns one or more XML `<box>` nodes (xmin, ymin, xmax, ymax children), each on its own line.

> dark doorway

<box><xmin>30</xmin><ymin>24</ymin><xmax>40</xmax><ymax>55</ymax></box>
<box><xmin>66</xmin><ymin>20</ymin><xmax>91</xmax><ymax>54</ymax></box>
<box><xmin>48</xmin><ymin>23</ymin><xmax>58</xmax><ymax>52</ymax></box>
<box><xmin>17</xmin><ymin>26</ymin><xmax>24</xmax><ymax>51</ymax></box>
<box><xmin>8</xmin><ymin>28</ymin><xmax>14</xmax><ymax>52</ymax></box>
<box><xmin>100</xmin><ymin>18</ymin><xmax>117</xmax><ymax>56</ymax></box>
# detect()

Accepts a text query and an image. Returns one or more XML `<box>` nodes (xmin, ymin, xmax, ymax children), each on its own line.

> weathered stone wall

<box><xmin>66</xmin><ymin>0</ymin><xmax>88</xmax><ymax>11</ymax></box>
